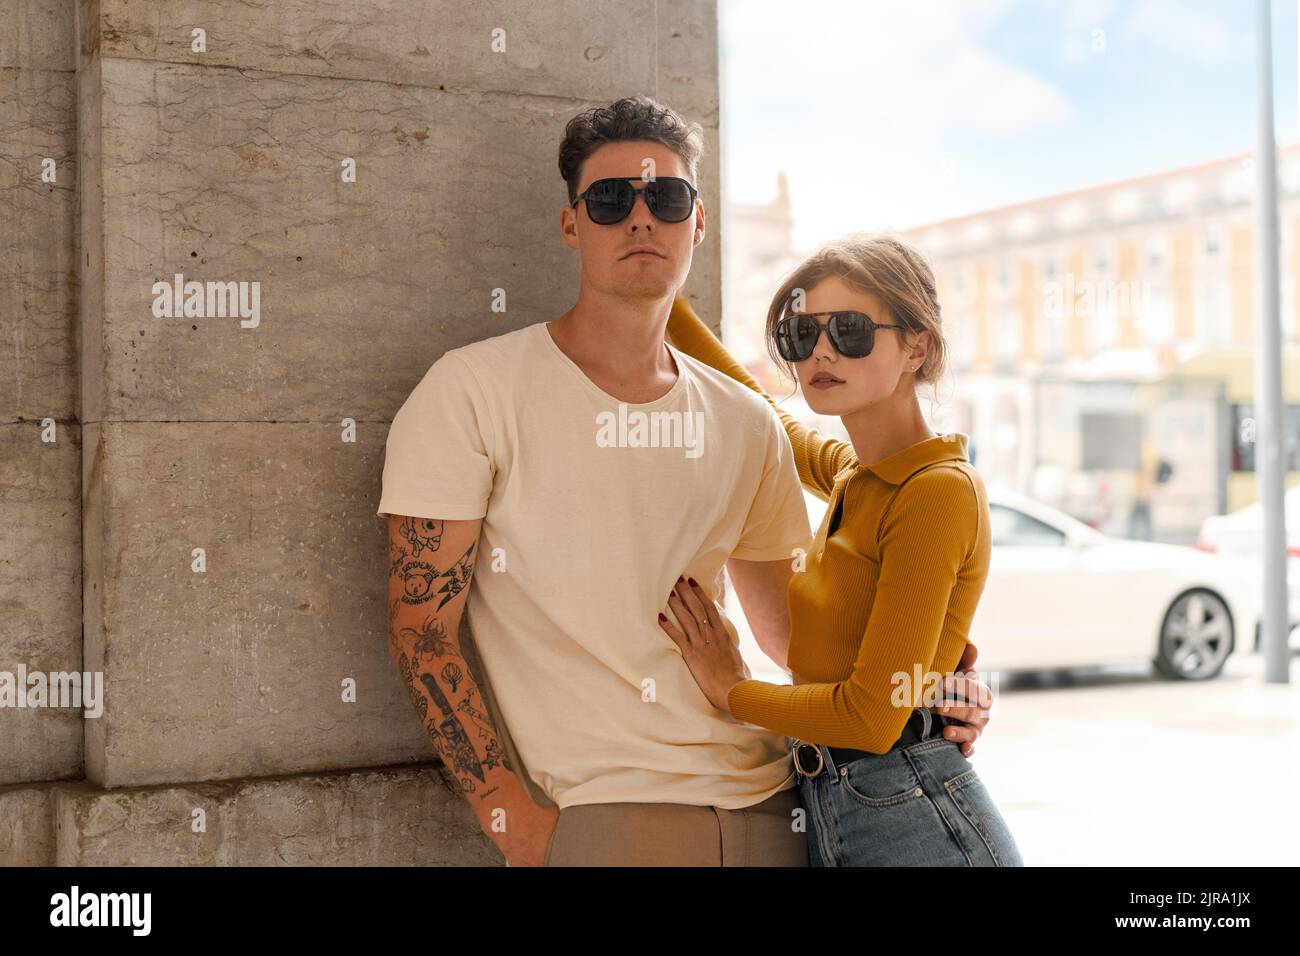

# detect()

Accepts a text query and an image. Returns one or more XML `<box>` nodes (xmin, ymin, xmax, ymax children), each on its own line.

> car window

<box><xmin>990</xmin><ymin>504</ymin><xmax>1068</xmax><ymax>546</ymax></box>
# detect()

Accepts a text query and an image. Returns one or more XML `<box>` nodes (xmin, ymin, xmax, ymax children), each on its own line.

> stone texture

<box><xmin>0</xmin><ymin>783</ymin><xmax>58</xmax><ymax>866</ymax></box>
<box><xmin>0</xmin><ymin>69</ymin><xmax>78</xmax><ymax>423</ymax></box>
<box><xmin>86</xmin><ymin>57</ymin><xmax>585</xmax><ymax>424</ymax></box>
<box><xmin>0</xmin><ymin>0</ymin><xmax>82</xmax><ymax>789</ymax></box>
<box><xmin>0</xmin><ymin>0</ymin><xmax>76</xmax><ymax>71</ymax></box>
<box><xmin>2</xmin><ymin>0</ymin><xmax>722</xmax><ymax>864</ymax></box>
<box><xmin>0</xmin><ymin>0</ymin><xmax>79</xmax><ymax>421</ymax></box>
<box><xmin>54</xmin><ymin>763</ymin><xmax>499</xmax><ymax>865</ymax></box>
<box><xmin>83</xmin><ymin>52</ymin><xmax>721</xmax><ymax>425</ymax></box>
<box><xmin>0</xmin><ymin>423</ymin><xmax>84</xmax><ymax>784</ymax></box>
<box><xmin>92</xmin><ymin>0</ymin><xmax>657</xmax><ymax>102</ymax></box>
<box><xmin>82</xmin><ymin>420</ymin><xmax>433</xmax><ymax>787</ymax></box>
<box><xmin>657</xmin><ymin>0</ymin><xmax>720</xmax><ymax>126</ymax></box>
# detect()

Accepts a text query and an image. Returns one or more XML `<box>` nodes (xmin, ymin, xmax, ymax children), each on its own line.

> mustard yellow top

<box><xmin>666</xmin><ymin>296</ymin><xmax>992</xmax><ymax>753</ymax></box>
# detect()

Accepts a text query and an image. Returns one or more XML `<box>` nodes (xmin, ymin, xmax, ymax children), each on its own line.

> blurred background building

<box><xmin>720</xmin><ymin>147</ymin><xmax>1300</xmax><ymax>545</ymax></box>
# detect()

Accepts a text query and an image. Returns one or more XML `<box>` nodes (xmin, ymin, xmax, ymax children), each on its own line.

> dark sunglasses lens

<box><xmin>585</xmin><ymin>179</ymin><xmax>632</xmax><ymax>223</ymax></box>
<box><xmin>647</xmin><ymin>179</ymin><xmax>694</xmax><ymax>221</ymax></box>
<box><xmin>773</xmin><ymin>316</ymin><xmax>799</xmax><ymax>361</ymax></box>
<box><xmin>773</xmin><ymin>315</ymin><xmax>817</xmax><ymax>361</ymax></box>
<box><xmin>829</xmin><ymin>312</ymin><xmax>874</xmax><ymax>357</ymax></box>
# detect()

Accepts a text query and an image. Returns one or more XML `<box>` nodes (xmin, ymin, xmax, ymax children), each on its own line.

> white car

<box><xmin>733</xmin><ymin>485</ymin><xmax>1259</xmax><ymax>684</ymax></box>
<box><xmin>1196</xmin><ymin>486</ymin><xmax>1300</xmax><ymax>651</ymax></box>
<box><xmin>795</xmin><ymin>485</ymin><xmax>1261</xmax><ymax>680</ymax></box>
<box><xmin>969</xmin><ymin>488</ymin><xmax>1259</xmax><ymax>679</ymax></box>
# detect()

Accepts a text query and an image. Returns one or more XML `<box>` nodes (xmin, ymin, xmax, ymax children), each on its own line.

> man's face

<box><xmin>560</xmin><ymin>140</ymin><xmax>704</xmax><ymax>302</ymax></box>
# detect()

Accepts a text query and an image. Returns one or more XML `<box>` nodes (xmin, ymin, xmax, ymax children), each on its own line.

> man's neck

<box><xmin>547</xmin><ymin>290</ymin><xmax>680</xmax><ymax>404</ymax></box>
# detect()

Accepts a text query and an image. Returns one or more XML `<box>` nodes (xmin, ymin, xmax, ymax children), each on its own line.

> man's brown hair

<box><xmin>558</xmin><ymin>95</ymin><xmax>705</xmax><ymax>203</ymax></box>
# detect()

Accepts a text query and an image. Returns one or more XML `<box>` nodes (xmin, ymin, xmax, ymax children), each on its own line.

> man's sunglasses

<box><xmin>571</xmin><ymin>176</ymin><xmax>699</xmax><ymax>225</ymax></box>
<box><xmin>773</xmin><ymin>310</ymin><xmax>908</xmax><ymax>362</ymax></box>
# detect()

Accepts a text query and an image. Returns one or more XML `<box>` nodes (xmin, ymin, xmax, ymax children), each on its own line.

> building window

<box><xmin>1204</xmin><ymin>225</ymin><xmax>1222</xmax><ymax>257</ymax></box>
<box><xmin>1195</xmin><ymin>279</ymin><xmax>1229</xmax><ymax>343</ymax></box>
<box><xmin>1231</xmin><ymin>404</ymin><xmax>1300</xmax><ymax>471</ymax></box>
<box><xmin>1139</xmin><ymin>288</ymin><xmax>1173</xmax><ymax>345</ymax></box>
<box><xmin>954</xmin><ymin>315</ymin><xmax>976</xmax><ymax>367</ymax></box>
<box><xmin>1093</xmin><ymin>244</ymin><xmax>1111</xmax><ymax>274</ymax></box>
<box><xmin>1041</xmin><ymin>300</ymin><xmax>1065</xmax><ymax>363</ymax></box>
<box><xmin>1095</xmin><ymin>287</ymin><xmax>1118</xmax><ymax>349</ymax></box>
<box><xmin>1081</xmin><ymin>413</ymin><xmax>1142</xmax><ymax>469</ymax></box>
<box><xmin>1146</xmin><ymin>234</ymin><xmax>1167</xmax><ymax>270</ymax></box>
<box><xmin>995</xmin><ymin>310</ymin><xmax>1020</xmax><ymax>368</ymax></box>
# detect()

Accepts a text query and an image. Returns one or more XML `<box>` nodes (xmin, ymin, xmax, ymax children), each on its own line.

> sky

<box><xmin>719</xmin><ymin>0</ymin><xmax>1297</xmax><ymax>248</ymax></box>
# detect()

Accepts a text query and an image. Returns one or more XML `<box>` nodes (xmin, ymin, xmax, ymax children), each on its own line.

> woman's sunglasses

<box><xmin>772</xmin><ymin>310</ymin><xmax>908</xmax><ymax>362</ymax></box>
<box><xmin>571</xmin><ymin>176</ymin><xmax>699</xmax><ymax>225</ymax></box>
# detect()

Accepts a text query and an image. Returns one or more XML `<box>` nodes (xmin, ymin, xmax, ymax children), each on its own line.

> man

<box><xmin>377</xmin><ymin>96</ymin><xmax>991</xmax><ymax>866</ymax></box>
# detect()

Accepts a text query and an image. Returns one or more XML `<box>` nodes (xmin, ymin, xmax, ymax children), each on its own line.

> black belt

<box><xmin>792</xmin><ymin>708</ymin><xmax>944</xmax><ymax>778</ymax></box>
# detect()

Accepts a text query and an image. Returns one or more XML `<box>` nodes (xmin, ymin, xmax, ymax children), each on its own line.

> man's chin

<box><xmin>609</xmin><ymin>277</ymin><xmax>680</xmax><ymax>301</ymax></box>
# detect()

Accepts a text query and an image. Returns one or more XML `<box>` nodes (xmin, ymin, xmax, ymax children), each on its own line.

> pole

<box><xmin>1255</xmin><ymin>0</ymin><xmax>1290</xmax><ymax>683</ymax></box>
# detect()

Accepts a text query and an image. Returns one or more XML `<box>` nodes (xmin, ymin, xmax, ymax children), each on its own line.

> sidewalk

<box><xmin>944</xmin><ymin>654</ymin><xmax>1300</xmax><ymax>866</ymax></box>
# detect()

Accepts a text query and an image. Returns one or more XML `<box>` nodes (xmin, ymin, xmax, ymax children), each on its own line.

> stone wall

<box><xmin>0</xmin><ymin>0</ymin><xmax>721</xmax><ymax>865</ymax></box>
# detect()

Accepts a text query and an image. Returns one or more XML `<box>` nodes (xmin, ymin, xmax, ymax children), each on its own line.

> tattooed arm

<box><xmin>387</xmin><ymin>513</ymin><xmax>559</xmax><ymax>866</ymax></box>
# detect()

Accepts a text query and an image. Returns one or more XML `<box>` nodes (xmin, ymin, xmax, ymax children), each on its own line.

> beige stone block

<box><xmin>87</xmin><ymin>57</ymin><xmax>589</xmax><ymax>423</ymax></box>
<box><xmin>0</xmin><ymin>422</ymin><xmax>83</xmax><ymax>785</ymax></box>
<box><xmin>0</xmin><ymin>67</ymin><xmax>78</xmax><ymax>421</ymax></box>
<box><xmin>92</xmin><ymin>0</ymin><xmax>656</xmax><ymax>101</ymax></box>
<box><xmin>0</xmin><ymin>0</ymin><xmax>76</xmax><ymax>71</ymax></box>
<box><xmin>82</xmin><ymin>421</ymin><xmax>437</xmax><ymax>787</ymax></box>
<box><xmin>54</xmin><ymin>764</ymin><xmax>499</xmax><ymax>865</ymax></box>
<box><xmin>0</xmin><ymin>783</ymin><xmax>58</xmax><ymax>866</ymax></box>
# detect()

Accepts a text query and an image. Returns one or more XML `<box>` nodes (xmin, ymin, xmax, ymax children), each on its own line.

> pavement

<box><xmin>731</xmin><ymin>585</ymin><xmax>1299</xmax><ymax>865</ymax></box>
<box><xmin>969</xmin><ymin>652</ymin><xmax>1300</xmax><ymax>866</ymax></box>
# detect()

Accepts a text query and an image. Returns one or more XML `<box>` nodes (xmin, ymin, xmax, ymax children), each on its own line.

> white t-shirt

<box><xmin>377</xmin><ymin>320</ymin><xmax>812</xmax><ymax>809</ymax></box>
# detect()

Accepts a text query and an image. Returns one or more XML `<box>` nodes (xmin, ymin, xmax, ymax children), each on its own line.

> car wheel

<box><xmin>1154</xmin><ymin>588</ymin><xmax>1234</xmax><ymax>680</ymax></box>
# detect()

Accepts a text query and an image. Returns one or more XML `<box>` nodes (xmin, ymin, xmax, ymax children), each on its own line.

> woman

<box><xmin>656</xmin><ymin>232</ymin><xmax>1023</xmax><ymax>866</ymax></box>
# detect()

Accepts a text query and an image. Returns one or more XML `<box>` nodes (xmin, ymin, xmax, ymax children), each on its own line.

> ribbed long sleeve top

<box><xmin>666</xmin><ymin>296</ymin><xmax>992</xmax><ymax>753</ymax></box>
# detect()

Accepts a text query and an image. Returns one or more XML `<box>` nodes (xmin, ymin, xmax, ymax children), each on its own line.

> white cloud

<box><xmin>719</xmin><ymin>0</ymin><xmax>1075</xmax><ymax>243</ymax></box>
<box><xmin>1121</xmin><ymin>0</ymin><xmax>1250</xmax><ymax>63</ymax></box>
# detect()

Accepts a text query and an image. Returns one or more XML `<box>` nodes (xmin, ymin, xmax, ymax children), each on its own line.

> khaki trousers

<box><xmin>543</xmin><ymin>783</ymin><xmax>808</xmax><ymax>867</ymax></box>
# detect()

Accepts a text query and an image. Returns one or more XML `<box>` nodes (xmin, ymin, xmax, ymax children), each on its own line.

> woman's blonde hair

<box><xmin>764</xmin><ymin>232</ymin><xmax>948</xmax><ymax>388</ymax></box>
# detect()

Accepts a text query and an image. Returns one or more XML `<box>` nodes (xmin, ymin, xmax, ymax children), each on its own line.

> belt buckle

<box><xmin>792</xmin><ymin>741</ymin><xmax>824</xmax><ymax>779</ymax></box>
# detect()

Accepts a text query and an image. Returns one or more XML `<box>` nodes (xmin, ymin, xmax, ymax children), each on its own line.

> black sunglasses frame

<box><xmin>773</xmin><ymin>310</ymin><xmax>909</xmax><ymax>362</ymax></box>
<box><xmin>571</xmin><ymin>176</ymin><xmax>700</xmax><ymax>225</ymax></box>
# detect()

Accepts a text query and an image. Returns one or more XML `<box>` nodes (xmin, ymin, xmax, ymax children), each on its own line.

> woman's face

<box><xmin>789</xmin><ymin>275</ymin><xmax>929</xmax><ymax>417</ymax></box>
<box><xmin>785</xmin><ymin>273</ymin><xmax>930</xmax><ymax>416</ymax></box>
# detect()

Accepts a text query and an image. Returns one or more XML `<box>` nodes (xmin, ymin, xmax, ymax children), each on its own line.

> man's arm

<box><xmin>725</xmin><ymin>556</ymin><xmax>795</xmax><ymax>672</ymax></box>
<box><xmin>386</xmin><ymin>513</ymin><xmax>557</xmax><ymax>866</ymax></box>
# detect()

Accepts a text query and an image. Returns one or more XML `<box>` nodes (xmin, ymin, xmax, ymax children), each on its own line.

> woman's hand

<box><xmin>657</xmin><ymin>576</ymin><xmax>748</xmax><ymax>713</ymax></box>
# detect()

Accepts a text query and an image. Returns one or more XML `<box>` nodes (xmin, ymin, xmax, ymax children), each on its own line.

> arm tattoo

<box><xmin>389</xmin><ymin>517</ymin><xmax>510</xmax><ymax>800</ymax></box>
<box><xmin>399</xmin><ymin>540</ymin><xmax>476</xmax><ymax>610</ymax></box>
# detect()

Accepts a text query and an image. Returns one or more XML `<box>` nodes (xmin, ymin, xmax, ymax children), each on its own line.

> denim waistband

<box><xmin>790</xmin><ymin>707</ymin><xmax>946</xmax><ymax>781</ymax></box>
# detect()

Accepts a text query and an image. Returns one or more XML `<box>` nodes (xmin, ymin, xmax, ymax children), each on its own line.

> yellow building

<box><xmin>902</xmin><ymin>147</ymin><xmax>1300</xmax><ymax>526</ymax></box>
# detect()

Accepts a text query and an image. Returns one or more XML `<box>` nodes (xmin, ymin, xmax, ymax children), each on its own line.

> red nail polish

<box><xmin>658</xmin><ymin>613</ymin><xmax>666</xmax><ymax>621</ymax></box>
<box><xmin>688</xmin><ymin>577</ymin><xmax>698</xmax><ymax>587</ymax></box>
<box><xmin>677</xmin><ymin>575</ymin><xmax>684</xmax><ymax>583</ymax></box>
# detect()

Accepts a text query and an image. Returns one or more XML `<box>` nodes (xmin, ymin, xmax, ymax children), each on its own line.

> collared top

<box><xmin>667</xmin><ymin>296</ymin><xmax>992</xmax><ymax>752</ymax></box>
<box><xmin>858</xmin><ymin>432</ymin><xmax>971</xmax><ymax>484</ymax></box>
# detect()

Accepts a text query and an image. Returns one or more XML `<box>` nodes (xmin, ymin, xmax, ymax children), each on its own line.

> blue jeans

<box><xmin>795</xmin><ymin>708</ymin><xmax>1024</xmax><ymax>866</ymax></box>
